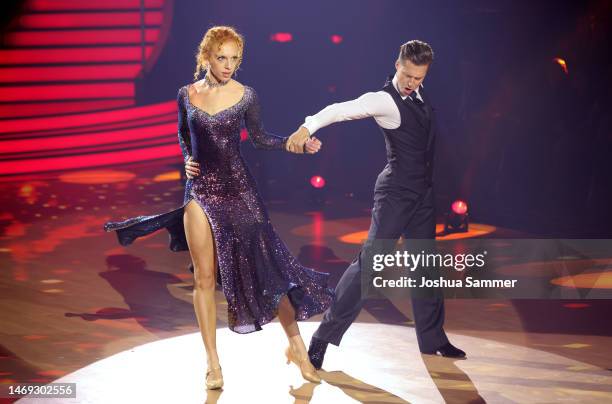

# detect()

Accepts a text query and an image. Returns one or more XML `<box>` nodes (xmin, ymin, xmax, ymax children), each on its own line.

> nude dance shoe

<box><xmin>285</xmin><ymin>346</ymin><xmax>321</xmax><ymax>383</ymax></box>
<box><xmin>205</xmin><ymin>365</ymin><xmax>224</xmax><ymax>390</ymax></box>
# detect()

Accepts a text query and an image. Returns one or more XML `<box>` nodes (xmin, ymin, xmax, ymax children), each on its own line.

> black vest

<box><xmin>375</xmin><ymin>75</ymin><xmax>437</xmax><ymax>193</ymax></box>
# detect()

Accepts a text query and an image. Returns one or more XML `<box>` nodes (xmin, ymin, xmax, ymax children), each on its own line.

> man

<box><xmin>286</xmin><ymin>40</ymin><xmax>465</xmax><ymax>369</ymax></box>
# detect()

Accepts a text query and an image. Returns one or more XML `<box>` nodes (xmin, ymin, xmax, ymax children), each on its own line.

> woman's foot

<box><xmin>285</xmin><ymin>344</ymin><xmax>321</xmax><ymax>384</ymax></box>
<box><xmin>205</xmin><ymin>365</ymin><xmax>223</xmax><ymax>390</ymax></box>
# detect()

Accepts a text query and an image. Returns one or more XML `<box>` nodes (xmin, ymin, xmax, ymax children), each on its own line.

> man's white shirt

<box><xmin>302</xmin><ymin>75</ymin><xmax>424</xmax><ymax>135</ymax></box>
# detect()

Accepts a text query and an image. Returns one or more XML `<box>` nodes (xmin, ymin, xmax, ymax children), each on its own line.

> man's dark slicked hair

<box><xmin>398</xmin><ymin>40</ymin><xmax>434</xmax><ymax>66</ymax></box>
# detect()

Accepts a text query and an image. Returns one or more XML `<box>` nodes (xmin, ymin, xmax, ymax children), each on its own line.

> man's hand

<box><xmin>185</xmin><ymin>156</ymin><xmax>200</xmax><ymax>179</ymax></box>
<box><xmin>285</xmin><ymin>126</ymin><xmax>311</xmax><ymax>154</ymax></box>
<box><xmin>304</xmin><ymin>136</ymin><xmax>322</xmax><ymax>154</ymax></box>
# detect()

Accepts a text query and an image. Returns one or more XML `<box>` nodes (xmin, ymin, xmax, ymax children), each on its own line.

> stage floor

<box><xmin>15</xmin><ymin>323</ymin><xmax>612</xmax><ymax>403</ymax></box>
<box><xmin>1</xmin><ymin>163</ymin><xmax>611</xmax><ymax>403</ymax></box>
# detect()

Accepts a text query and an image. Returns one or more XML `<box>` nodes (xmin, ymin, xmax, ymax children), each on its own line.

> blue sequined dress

<box><xmin>104</xmin><ymin>84</ymin><xmax>334</xmax><ymax>333</ymax></box>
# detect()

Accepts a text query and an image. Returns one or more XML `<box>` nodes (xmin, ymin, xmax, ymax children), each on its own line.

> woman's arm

<box><xmin>177</xmin><ymin>87</ymin><xmax>192</xmax><ymax>162</ymax></box>
<box><xmin>244</xmin><ymin>88</ymin><xmax>288</xmax><ymax>151</ymax></box>
<box><xmin>178</xmin><ymin>87</ymin><xmax>200</xmax><ymax>179</ymax></box>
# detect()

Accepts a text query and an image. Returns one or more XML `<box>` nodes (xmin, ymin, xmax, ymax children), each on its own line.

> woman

<box><xmin>104</xmin><ymin>26</ymin><xmax>333</xmax><ymax>389</ymax></box>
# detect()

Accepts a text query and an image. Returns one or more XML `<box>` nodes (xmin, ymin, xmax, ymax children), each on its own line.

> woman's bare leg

<box><xmin>278</xmin><ymin>295</ymin><xmax>300</xmax><ymax>336</ymax></box>
<box><xmin>184</xmin><ymin>200</ymin><xmax>221</xmax><ymax>374</ymax></box>
<box><xmin>278</xmin><ymin>295</ymin><xmax>320</xmax><ymax>382</ymax></box>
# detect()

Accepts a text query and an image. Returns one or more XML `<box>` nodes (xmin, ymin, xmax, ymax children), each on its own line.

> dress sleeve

<box><xmin>244</xmin><ymin>87</ymin><xmax>287</xmax><ymax>151</ymax></box>
<box><xmin>177</xmin><ymin>87</ymin><xmax>192</xmax><ymax>162</ymax></box>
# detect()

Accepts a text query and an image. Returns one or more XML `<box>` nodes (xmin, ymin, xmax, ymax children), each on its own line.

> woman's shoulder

<box><xmin>176</xmin><ymin>85</ymin><xmax>186</xmax><ymax>105</ymax></box>
<box><xmin>229</xmin><ymin>81</ymin><xmax>257</xmax><ymax>107</ymax></box>
<box><xmin>230</xmin><ymin>80</ymin><xmax>250</xmax><ymax>94</ymax></box>
<box><xmin>177</xmin><ymin>83</ymin><xmax>190</xmax><ymax>99</ymax></box>
<box><xmin>234</xmin><ymin>81</ymin><xmax>257</xmax><ymax>100</ymax></box>
<box><xmin>180</xmin><ymin>81</ymin><xmax>200</xmax><ymax>95</ymax></box>
<box><xmin>180</xmin><ymin>79</ymin><xmax>208</xmax><ymax>94</ymax></box>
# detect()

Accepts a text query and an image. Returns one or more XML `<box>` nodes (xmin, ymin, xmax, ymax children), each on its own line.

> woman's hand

<box><xmin>304</xmin><ymin>136</ymin><xmax>322</xmax><ymax>154</ymax></box>
<box><xmin>285</xmin><ymin>127</ymin><xmax>311</xmax><ymax>154</ymax></box>
<box><xmin>185</xmin><ymin>156</ymin><xmax>200</xmax><ymax>179</ymax></box>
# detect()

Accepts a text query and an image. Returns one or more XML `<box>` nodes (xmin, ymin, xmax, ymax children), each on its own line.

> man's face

<box><xmin>395</xmin><ymin>59</ymin><xmax>429</xmax><ymax>97</ymax></box>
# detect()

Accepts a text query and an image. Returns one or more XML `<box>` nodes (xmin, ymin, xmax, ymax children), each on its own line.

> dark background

<box><xmin>5</xmin><ymin>0</ymin><xmax>612</xmax><ymax>237</ymax></box>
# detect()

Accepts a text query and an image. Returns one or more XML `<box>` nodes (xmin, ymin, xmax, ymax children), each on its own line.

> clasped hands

<box><xmin>285</xmin><ymin>126</ymin><xmax>322</xmax><ymax>154</ymax></box>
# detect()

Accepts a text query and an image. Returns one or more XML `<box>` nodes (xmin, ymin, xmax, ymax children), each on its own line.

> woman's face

<box><xmin>206</xmin><ymin>40</ymin><xmax>241</xmax><ymax>82</ymax></box>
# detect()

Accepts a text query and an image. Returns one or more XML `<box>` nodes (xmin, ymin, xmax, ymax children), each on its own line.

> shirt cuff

<box><xmin>301</xmin><ymin>116</ymin><xmax>319</xmax><ymax>135</ymax></box>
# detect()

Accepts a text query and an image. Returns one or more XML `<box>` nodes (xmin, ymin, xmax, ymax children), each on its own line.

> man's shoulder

<box><xmin>359</xmin><ymin>90</ymin><xmax>394</xmax><ymax>103</ymax></box>
<box><xmin>356</xmin><ymin>90</ymin><xmax>396</xmax><ymax>115</ymax></box>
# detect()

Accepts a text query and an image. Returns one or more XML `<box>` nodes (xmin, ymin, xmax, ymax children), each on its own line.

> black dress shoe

<box><xmin>422</xmin><ymin>342</ymin><xmax>466</xmax><ymax>358</ymax></box>
<box><xmin>307</xmin><ymin>337</ymin><xmax>328</xmax><ymax>370</ymax></box>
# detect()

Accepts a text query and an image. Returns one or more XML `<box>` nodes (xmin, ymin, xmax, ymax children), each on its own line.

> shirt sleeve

<box><xmin>244</xmin><ymin>87</ymin><xmax>288</xmax><ymax>151</ymax></box>
<box><xmin>302</xmin><ymin>91</ymin><xmax>399</xmax><ymax>135</ymax></box>
<box><xmin>177</xmin><ymin>87</ymin><xmax>192</xmax><ymax>163</ymax></box>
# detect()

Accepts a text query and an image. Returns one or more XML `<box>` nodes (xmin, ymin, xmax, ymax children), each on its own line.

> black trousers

<box><xmin>313</xmin><ymin>185</ymin><xmax>449</xmax><ymax>352</ymax></box>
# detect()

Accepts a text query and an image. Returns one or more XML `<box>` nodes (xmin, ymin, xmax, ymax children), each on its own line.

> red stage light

<box><xmin>0</xmin><ymin>47</ymin><xmax>152</xmax><ymax>64</ymax></box>
<box><xmin>29</xmin><ymin>0</ymin><xmax>165</xmax><ymax>10</ymax></box>
<box><xmin>0</xmin><ymin>101</ymin><xmax>174</xmax><ymax>134</ymax></box>
<box><xmin>0</xmin><ymin>100</ymin><xmax>135</xmax><ymax>119</ymax></box>
<box><xmin>451</xmin><ymin>200</ymin><xmax>468</xmax><ymax>215</ymax></box>
<box><xmin>0</xmin><ymin>82</ymin><xmax>134</xmax><ymax>102</ymax></box>
<box><xmin>553</xmin><ymin>57</ymin><xmax>568</xmax><ymax>74</ymax></box>
<box><xmin>0</xmin><ymin>65</ymin><xmax>142</xmax><ymax>82</ymax></box>
<box><xmin>270</xmin><ymin>32</ymin><xmax>293</xmax><ymax>43</ymax></box>
<box><xmin>19</xmin><ymin>12</ymin><xmax>163</xmax><ymax>29</ymax></box>
<box><xmin>563</xmin><ymin>303</ymin><xmax>590</xmax><ymax>309</ymax></box>
<box><xmin>0</xmin><ymin>144</ymin><xmax>180</xmax><ymax>175</ymax></box>
<box><xmin>310</xmin><ymin>175</ymin><xmax>325</xmax><ymax>189</ymax></box>
<box><xmin>331</xmin><ymin>35</ymin><xmax>343</xmax><ymax>44</ymax></box>
<box><xmin>5</xmin><ymin>29</ymin><xmax>160</xmax><ymax>46</ymax></box>
<box><xmin>240</xmin><ymin>128</ymin><xmax>248</xmax><ymax>141</ymax></box>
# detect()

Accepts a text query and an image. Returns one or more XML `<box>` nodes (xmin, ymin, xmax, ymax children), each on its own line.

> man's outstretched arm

<box><xmin>286</xmin><ymin>91</ymin><xmax>396</xmax><ymax>153</ymax></box>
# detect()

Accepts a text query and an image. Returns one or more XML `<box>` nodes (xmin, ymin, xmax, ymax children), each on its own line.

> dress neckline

<box><xmin>185</xmin><ymin>84</ymin><xmax>247</xmax><ymax>118</ymax></box>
